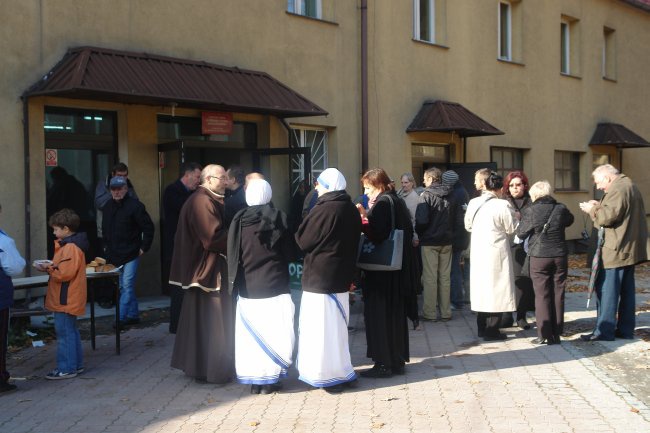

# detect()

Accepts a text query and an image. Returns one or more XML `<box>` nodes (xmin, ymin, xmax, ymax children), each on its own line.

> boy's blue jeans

<box><xmin>53</xmin><ymin>312</ymin><xmax>83</xmax><ymax>373</ymax></box>
<box><xmin>119</xmin><ymin>257</ymin><xmax>140</xmax><ymax>321</ymax></box>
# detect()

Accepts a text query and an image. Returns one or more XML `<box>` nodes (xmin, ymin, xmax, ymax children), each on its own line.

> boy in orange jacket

<box><xmin>36</xmin><ymin>209</ymin><xmax>89</xmax><ymax>379</ymax></box>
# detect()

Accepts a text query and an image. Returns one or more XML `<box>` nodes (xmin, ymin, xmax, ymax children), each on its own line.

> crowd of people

<box><xmin>0</xmin><ymin>162</ymin><xmax>647</xmax><ymax>395</ymax></box>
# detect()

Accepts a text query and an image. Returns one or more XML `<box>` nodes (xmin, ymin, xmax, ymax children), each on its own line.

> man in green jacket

<box><xmin>579</xmin><ymin>164</ymin><xmax>648</xmax><ymax>341</ymax></box>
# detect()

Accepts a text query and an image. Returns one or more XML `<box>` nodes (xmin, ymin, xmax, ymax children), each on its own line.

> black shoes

<box><xmin>580</xmin><ymin>333</ymin><xmax>614</xmax><ymax>342</ymax></box>
<box><xmin>483</xmin><ymin>333</ymin><xmax>507</xmax><ymax>341</ymax></box>
<box><xmin>113</xmin><ymin>317</ymin><xmax>141</xmax><ymax>329</ymax></box>
<box><xmin>324</xmin><ymin>384</ymin><xmax>345</xmax><ymax>394</ymax></box>
<box><xmin>0</xmin><ymin>382</ymin><xmax>17</xmax><ymax>394</ymax></box>
<box><xmin>251</xmin><ymin>383</ymin><xmax>282</xmax><ymax>394</ymax></box>
<box><xmin>615</xmin><ymin>330</ymin><xmax>634</xmax><ymax>339</ymax></box>
<box><xmin>530</xmin><ymin>337</ymin><xmax>560</xmax><ymax>345</ymax></box>
<box><xmin>360</xmin><ymin>364</ymin><xmax>393</xmax><ymax>378</ymax></box>
<box><xmin>260</xmin><ymin>383</ymin><xmax>282</xmax><ymax>394</ymax></box>
<box><xmin>517</xmin><ymin>319</ymin><xmax>531</xmax><ymax>330</ymax></box>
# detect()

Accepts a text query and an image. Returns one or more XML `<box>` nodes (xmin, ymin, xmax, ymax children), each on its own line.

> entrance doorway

<box><xmin>44</xmin><ymin>107</ymin><xmax>117</xmax><ymax>259</ymax></box>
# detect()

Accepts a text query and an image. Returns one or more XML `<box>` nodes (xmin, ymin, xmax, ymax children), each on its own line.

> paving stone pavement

<box><xmin>2</xmin><ymin>292</ymin><xmax>650</xmax><ymax>433</ymax></box>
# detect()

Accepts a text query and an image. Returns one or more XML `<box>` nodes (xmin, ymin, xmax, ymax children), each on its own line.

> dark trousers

<box><xmin>530</xmin><ymin>256</ymin><xmax>567</xmax><ymax>341</ymax></box>
<box><xmin>476</xmin><ymin>312</ymin><xmax>502</xmax><ymax>337</ymax></box>
<box><xmin>0</xmin><ymin>308</ymin><xmax>9</xmax><ymax>385</ymax></box>
<box><xmin>169</xmin><ymin>285</ymin><xmax>185</xmax><ymax>334</ymax></box>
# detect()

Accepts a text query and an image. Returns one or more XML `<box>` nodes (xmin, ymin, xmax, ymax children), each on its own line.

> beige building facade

<box><xmin>1</xmin><ymin>0</ymin><xmax>648</xmax><ymax>295</ymax></box>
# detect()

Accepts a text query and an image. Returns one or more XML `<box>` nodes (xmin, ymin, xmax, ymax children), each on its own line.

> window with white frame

<box><xmin>491</xmin><ymin>147</ymin><xmax>523</xmax><ymax>179</ymax></box>
<box><xmin>602</xmin><ymin>27</ymin><xmax>616</xmax><ymax>80</ymax></box>
<box><xmin>414</xmin><ymin>0</ymin><xmax>435</xmax><ymax>43</ymax></box>
<box><xmin>289</xmin><ymin>127</ymin><xmax>328</xmax><ymax>195</ymax></box>
<box><xmin>560</xmin><ymin>21</ymin><xmax>570</xmax><ymax>74</ymax></box>
<box><xmin>498</xmin><ymin>2</ymin><xmax>511</xmax><ymax>60</ymax></box>
<box><xmin>287</xmin><ymin>0</ymin><xmax>321</xmax><ymax>19</ymax></box>
<box><xmin>560</xmin><ymin>15</ymin><xmax>580</xmax><ymax>76</ymax></box>
<box><xmin>554</xmin><ymin>151</ymin><xmax>580</xmax><ymax>190</ymax></box>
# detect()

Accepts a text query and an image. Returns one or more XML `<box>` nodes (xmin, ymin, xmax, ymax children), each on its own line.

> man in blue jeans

<box><xmin>101</xmin><ymin>176</ymin><xmax>154</xmax><ymax>327</ymax></box>
<box><xmin>579</xmin><ymin>164</ymin><xmax>648</xmax><ymax>341</ymax></box>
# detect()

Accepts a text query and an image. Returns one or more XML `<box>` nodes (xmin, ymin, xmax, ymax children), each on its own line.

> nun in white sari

<box><xmin>227</xmin><ymin>179</ymin><xmax>297</xmax><ymax>394</ymax></box>
<box><xmin>294</xmin><ymin>168</ymin><xmax>362</xmax><ymax>393</ymax></box>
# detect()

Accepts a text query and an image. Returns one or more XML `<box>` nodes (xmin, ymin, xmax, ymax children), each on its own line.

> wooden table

<box><xmin>12</xmin><ymin>271</ymin><xmax>122</xmax><ymax>355</ymax></box>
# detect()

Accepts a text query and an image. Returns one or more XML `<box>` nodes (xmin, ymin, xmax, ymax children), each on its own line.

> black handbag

<box><xmin>357</xmin><ymin>195</ymin><xmax>404</xmax><ymax>271</ymax></box>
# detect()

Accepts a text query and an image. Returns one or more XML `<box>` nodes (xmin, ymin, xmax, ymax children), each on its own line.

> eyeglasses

<box><xmin>208</xmin><ymin>175</ymin><xmax>226</xmax><ymax>181</ymax></box>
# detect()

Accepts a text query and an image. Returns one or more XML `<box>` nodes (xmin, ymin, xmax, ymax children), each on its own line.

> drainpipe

<box><xmin>22</xmin><ymin>97</ymin><xmax>32</xmax><ymax>276</ymax></box>
<box><xmin>361</xmin><ymin>0</ymin><xmax>368</xmax><ymax>174</ymax></box>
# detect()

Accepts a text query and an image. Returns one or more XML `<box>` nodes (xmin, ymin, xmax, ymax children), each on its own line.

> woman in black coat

<box><xmin>356</xmin><ymin>168</ymin><xmax>416</xmax><ymax>378</ymax></box>
<box><xmin>501</xmin><ymin>171</ymin><xmax>535</xmax><ymax>329</ymax></box>
<box><xmin>516</xmin><ymin>181</ymin><xmax>574</xmax><ymax>345</ymax></box>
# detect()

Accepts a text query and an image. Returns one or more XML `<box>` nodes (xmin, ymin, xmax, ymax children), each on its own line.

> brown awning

<box><xmin>589</xmin><ymin>123</ymin><xmax>650</xmax><ymax>148</ymax></box>
<box><xmin>23</xmin><ymin>46</ymin><xmax>327</xmax><ymax>118</ymax></box>
<box><xmin>406</xmin><ymin>100</ymin><xmax>504</xmax><ymax>137</ymax></box>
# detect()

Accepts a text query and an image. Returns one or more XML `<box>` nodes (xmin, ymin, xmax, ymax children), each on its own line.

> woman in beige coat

<box><xmin>464</xmin><ymin>169</ymin><xmax>517</xmax><ymax>341</ymax></box>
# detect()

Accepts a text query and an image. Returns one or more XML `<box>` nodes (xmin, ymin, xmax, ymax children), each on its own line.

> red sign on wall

<box><xmin>202</xmin><ymin>112</ymin><xmax>233</xmax><ymax>135</ymax></box>
<box><xmin>45</xmin><ymin>149</ymin><xmax>58</xmax><ymax>167</ymax></box>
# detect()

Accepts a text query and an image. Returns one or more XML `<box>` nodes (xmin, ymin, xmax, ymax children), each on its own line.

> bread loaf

<box><xmin>94</xmin><ymin>257</ymin><xmax>107</xmax><ymax>265</ymax></box>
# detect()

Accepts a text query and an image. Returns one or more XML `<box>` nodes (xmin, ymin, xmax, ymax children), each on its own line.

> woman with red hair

<box><xmin>501</xmin><ymin>171</ymin><xmax>535</xmax><ymax>329</ymax></box>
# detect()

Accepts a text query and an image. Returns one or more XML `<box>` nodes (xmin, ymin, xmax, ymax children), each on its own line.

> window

<box><xmin>414</xmin><ymin>0</ymin><xmax>434</xmax><ymax>43</ymax></box>
<box><xmin>560</xmin><ymin>15</ymin><xmax>580</xmax><ymax>76</ymax></box>
<box><xmin>289</xmin><ymin>127</ymin><xmax>328</xmax><ymax>195</ymax></box>
<box><xmin>498</xmin><ymin>2</ymin><xmax>511</xmax><ymax>60</ymax></box>
<box><xmin>287</xmin><ymin>0</ymin><xmax>321</xmax><ymax>19</ymax></box>
<box><xmin>603</xmin><ymin>27</ymin><xmax>616</xmax><ymax>80</ymax></box>
<box><xmin>560</xmin><ymin>21</ymin><xmax>570</xmax><ymax>74</ymax></box>
<box><xmin>490</xmin><ymin>147</ymin><xmax>523</xmax><ymax>179</ymax></box>
<box><xmin>413</xmin><ymin>0</ymin><xmax>446</xmax><ymax>45</ymax></box>
<box><xmin>554</xmin><ymin>151</ymin><xmax>580</xmax><ymax>190</ymax></box>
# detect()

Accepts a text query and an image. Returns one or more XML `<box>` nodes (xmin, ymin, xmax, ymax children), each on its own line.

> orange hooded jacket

<box><xmin>44</xmin><ymin>233</ymin><xmax>88</xmax><ymax>316</ymax></box>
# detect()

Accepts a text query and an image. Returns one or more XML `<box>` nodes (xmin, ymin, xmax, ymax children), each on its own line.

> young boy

<box><xmin>36</xmin><ymin>208</ymin><xmax>89</xmax><ymax>379</ymax></box>
<box><xmin>1</xmin><ymin>202</ymin><xmax>26</xmax><ymax>393</ymax></box>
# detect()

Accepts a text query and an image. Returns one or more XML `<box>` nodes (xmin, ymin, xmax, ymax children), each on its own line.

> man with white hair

<box><xmin>579</xmin><ymin>164</ymin><xmax>648</xmax><ymax>341</ymax></box>
<box><xmin>170</xmin><ymin>164</ymin><xmax>234</xmax><ymax>384</ymax></box>
<box><xmin>294</xmin><ymin>168</ymin><xmax>361</xmax><ymax>393</ymax></box>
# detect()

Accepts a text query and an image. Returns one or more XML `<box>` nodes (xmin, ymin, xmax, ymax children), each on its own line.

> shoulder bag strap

<box><xmin>528</xmin><ymin>204</ymin><xmax>557</xmax><ymax>253</ymax></box>
<box><xmin>470</xmin><ymin>196</ymin><xmax>495</xmax><ymax>226</ymax></box>
<box><xmin>384</xmin><ymin>194</ymin><xmax>396</xmax><ymax>230</ymax></box>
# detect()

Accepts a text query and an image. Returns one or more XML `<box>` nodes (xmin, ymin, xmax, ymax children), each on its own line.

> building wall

<box><xmin>0</xmin><ymin>0</ymin><xmax>648</xmax><ymax>291</ymax></box>
<box><xmin>367</xmin><ymin>0</ymin><xmax>649</xmax><ymax>239</ymax></box>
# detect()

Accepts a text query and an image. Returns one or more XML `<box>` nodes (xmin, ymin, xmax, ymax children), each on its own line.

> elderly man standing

<box><xmin>294</xmin><ymin>168</ymin><xmax>361</xmax><ymax>394</ymax></box>
<box><xmin>162</xmin><ymin>162</ymin><xmax>202</xmax><ymax>334</ymax></box>
<box><xmin>101</xmin><ymin>176</ymin><xmax>154</xmax><ymax>327</ymax></box>
<box><xmin>170</xmin><ymin>164</ymin><xmax>233</xmax><ymax>384</ymax></box>
<box><xmin>579</xmin><ymin>164</ymin><xmax>648</xmax><ymax>341</ymax></box>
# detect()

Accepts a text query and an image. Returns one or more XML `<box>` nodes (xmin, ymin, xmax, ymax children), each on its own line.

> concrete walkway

<box><xmin>2</xmin><ymin>291</ymin><xmax>650</xmax><ymax>433</ymax></box>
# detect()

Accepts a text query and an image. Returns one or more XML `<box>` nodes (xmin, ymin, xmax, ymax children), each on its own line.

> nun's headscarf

<box><xmin>316</xmin><ymin>168</ymin><xmax>347</xmax><ymax>192</ymax></box>
<box><xmin>245</xmin><ymin>179</ymin><xmax>272</xmax><ymax>206</ymax></box>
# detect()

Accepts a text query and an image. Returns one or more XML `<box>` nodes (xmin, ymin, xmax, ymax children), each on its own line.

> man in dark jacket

<box><xmin>101</xmin><ymin>176</ymin><xmax>154</xmax><ymax>327</ymax></box>
<box><xmin>415</xmin><ymin>167</ymin><xmax>453</xmax><ymax>322</ymax></box>
<box><xmin>295</xmin><ymin>168</ymin><xmax>361</xmax><ymax>394</ymax></box>
<box><xmin>442</xmin><ymin>170</ymin><xmax>470</xmax><ymax>310</ymax></box>
<box><xmin>162</xmin><ymin>162</ymin><xmax>201</xmax><ymax>333</ymax></box>
<box><xmin>224</xmin><ymin>166</ymin><xmax>247</xmax><ymax>228</ymax></box>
